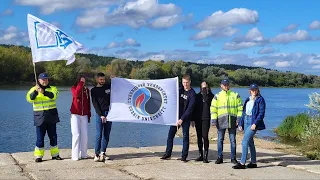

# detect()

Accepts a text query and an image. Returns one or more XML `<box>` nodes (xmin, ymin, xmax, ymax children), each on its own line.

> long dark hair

<box><xmin>200</xmin><ymin>81</ymin><xmax>213</xmax><ymax>95</ymax></box>
<box><xmin>73</xmin><ymin>75</ymin><xmax>85</xmax><ymax>87</ymax></box>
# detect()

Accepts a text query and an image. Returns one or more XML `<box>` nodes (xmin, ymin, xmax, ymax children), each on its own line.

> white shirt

<box><xmin>245</xmin><ymin>96</ymin><xmax>255</xmax><ymax>115</ymax></box>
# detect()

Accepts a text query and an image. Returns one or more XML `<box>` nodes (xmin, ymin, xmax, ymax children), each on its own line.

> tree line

<box><xmin>1</xmin><ymin>44</ymin><xmax>320</xmax><ymax>88</ymax></box>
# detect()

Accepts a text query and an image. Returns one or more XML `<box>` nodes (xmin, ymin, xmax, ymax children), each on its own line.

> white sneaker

<box><xmin>94</xmin><ymin>155</ymin><xmax>100</xmax><ymax>162</ymax></box>
<box><xmin>99</xmin><ymin>153</ymin><xmax>106</xmax><ymax>162</ymax></box>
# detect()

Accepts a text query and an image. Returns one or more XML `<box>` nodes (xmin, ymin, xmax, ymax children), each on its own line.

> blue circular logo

<box><xmin>132</xmin><ymin>87</ymin><xmax>163</xmax><ymax>116</ymax></box>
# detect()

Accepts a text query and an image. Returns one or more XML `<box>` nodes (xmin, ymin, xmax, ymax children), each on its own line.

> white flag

<box><xmin>107</xmin><ymin>77</ymin><xmax>179</xmax><ymax>126</ymax></box>
<box><xmin>27</xmin><ymin>14</ymin><xmax>83</xmax><ymax>65</ymax></box>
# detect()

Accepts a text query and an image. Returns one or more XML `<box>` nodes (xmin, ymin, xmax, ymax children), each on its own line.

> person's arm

<box><xmin>180</xmin><ymin>91</ymin><xmax>196</xmax><ymax>121</ymax></box>
<box><xmin>238</xmin><ymin>99</ymin><xmax>248</xmax><ymax>129</ymax></box>
<box><xmin>30</xmin><ymin>90</ymin><xmax>38</xmax><ymax>100</ymax></box>
<box><xmin>210</xmin><ymin>95</ymin><xmax>218</xmax><ymax>125</ymax></box>
<box><xmin>71</xmin><ymin>81</ymin><xmax>84</xmax><ymax>98</ymax></box>
<box><xmin>91</xmin><ymin>89</ymin><xmax>103</xmax><ymax>117</ymax></box>
<box><xmin>253</xmin><ymin>97</ymin><xmax>266</xmax><ymax>125</ymax></box>
<box><xmin>87</xmin><ymin>88</ymin><xmax>91</xmax><ymax>122</ymax></box>
<box><xmin>236</xmin><ymin>93</ymin><xmax>243</xmax><ymax>125</ymax></box>
<box><xmin>26</xmin><ymin>87</ymin><xmax>37</xmax><ymax>103</ymax></box>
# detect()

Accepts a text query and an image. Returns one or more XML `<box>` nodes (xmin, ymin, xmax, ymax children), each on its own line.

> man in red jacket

<box><xmin>70</xmin><ymin>75</ymin><xmax>91</xmax><ymax>161</ymax></box>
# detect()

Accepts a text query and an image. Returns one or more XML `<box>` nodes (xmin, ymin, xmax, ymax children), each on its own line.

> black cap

<box><xmin>221</xmin><ymin>79</ymin><xmax>230</xmax><ymax>85</ymax></box>
<box><xmin>249</xmin><ymin>83</ymin><xmax>259</xmax><ymax>90</ymax></box>
<box><xmin>38</xmin><ymin>73</ymin><xmax>49</xmax><ymax>79</ymax></box>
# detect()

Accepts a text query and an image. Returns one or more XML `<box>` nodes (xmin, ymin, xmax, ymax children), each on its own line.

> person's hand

<box><xmin>36</xmin><ymin>85</ymin><xmax>44</xmax><ymax>93</ymax></box>
<box><xmin>191</xmin><ymin>121</ymin><xmax>195</xmax><ymax>128</ymax></box>
<box><xmin>238</xmin><ymin>126</ymin><xmax>243</xmax><ymax>131</ymax></box>
<box><xmin>80</xmin><ymin>77</ymin><xmax>86</xmax><ymax>83</ymax></box>
<box><xmin>251</xmin><ymin>124</ymin><xmax>256</xmax><ymax>131</ymax></box>
<box><xmin>101</xmin><ymin>116</ymin><xmax>106</xmax><ymax>123</ymax></box>
<box><xmin>176</xmin><ymin>119</ymin><xmax>183</xmax><ymax>126</ymax></box>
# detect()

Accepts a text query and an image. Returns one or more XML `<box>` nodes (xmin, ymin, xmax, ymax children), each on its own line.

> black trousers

<box><xmin>195</xmin><ymin>119</ymin><xmax>210</xmax><ymax>152</ymax></box>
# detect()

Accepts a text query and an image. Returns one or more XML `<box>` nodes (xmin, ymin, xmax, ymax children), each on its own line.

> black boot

<box><xmin>195</xmin><ymin>151</ymin><xmax>203</xmax><ymax>161</ymax></box>
<box><xmin>203</xmin><ymin>150</ymin><xmax>209</xmax><ymax>163</ymax></box>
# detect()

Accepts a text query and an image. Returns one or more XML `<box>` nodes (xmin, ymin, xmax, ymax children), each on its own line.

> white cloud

<box><xmin>312</xmin><ymin>65</ymin><xmax>320</xmax><ymax>69</ymax></box>
<box><xmin>194</xmin><ymin>42</ymin><xmax>211</xmax><ymax>47</ymax></box>
<box><xmin>308</xmin><ymin>57</ymin><xmax>320</xmax><ymax>64</ymax></box>
<box><xmin>0</xmin><ymin>26</ymin><xmax>28</xmax><ymax>45</ymax></box>
<box><xmin>283</xmin><ymin>24</ymin><xmax>298</xmax><ymax>31</ymax></box>
<box><xmin>253</xmin><ymin>61</ymin><xmax>269</xmax><ymax>66</ymax></box>
<box><xmin>258</xmin><ymin>47</ymin><xmax>275</xmax><ymax>54</ymax></box>
<box><xmin>223</xmin><ymin>27</ymin><xmax>268</xmax><ymax>50</ymax></box>
<box><xmin>2</xmin><ymin>9</ymin><xmax>13</xmax><ymax>16</ymax></box>
<box><xmin>191</xmin><ymin>8</ymin><xmax>259</xmax><ymax>40</ymax></box>
<box><xmin>275</xmin><ymin>61</ymin><xmax>292</xmax><ymax>68</ymax></box>
<box><xmin>15</xmin><ymin>0</ymin><xmax>120</xmax><ymax>14</ymax></box>
<box><xmin>270</xmin><ymin>30</ymin><xmax>311</xmax><ymax>44</ymax></box>
<box><xmin>106</xmin><ymin>38</ymin><xmax>141</xmax><ymax>49</ymax></box>
<box><xmin>196</xmin><ymin>8</ymin><xmax>258</xmax><ymax>30</ymax></box>
<box><xmin>76</xmin><ymin>0</ymin><xmax>183</xmax><ymax>30</ymax></box>
<box><xmin>309</xmin><ymin>20</ymin><xmax>320</xmax><ymax>30</ymax></box>
<box><xmin>150</xmin><ymin>14</ymin><xmax>182</xmax><ymax>29</ymax></box>
<box><xmin>191</xmin><ymin>27</ymin><xmax>238</xmax><ymax>40</ymax></box>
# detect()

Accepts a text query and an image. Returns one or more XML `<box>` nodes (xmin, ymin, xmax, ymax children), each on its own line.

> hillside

<box><xmin>0</xmin><ymin>44</ymin><xmax>319</xmax><ymax>87</ymax></box>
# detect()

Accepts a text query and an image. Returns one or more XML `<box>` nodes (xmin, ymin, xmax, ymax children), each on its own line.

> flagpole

<box><xmin>33</xmin><ymin>63</ymin><xmax>38</xmax><ymax>85</ymax></box>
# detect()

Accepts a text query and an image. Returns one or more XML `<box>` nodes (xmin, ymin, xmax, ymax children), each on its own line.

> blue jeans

<box><xmin>217</xmin><ymin>128</ymin><xmax>236</xmax><ymax>159</ymax></box>
<box><xmin>36</xmin><ymin>122</ymin><xmax>57</xmax><ymax>148</ymax></box>
<box><xmin>165</xmin><ymin>120</ymin><xmax>190</xmax><ymax>158</ymax></box>
<box><xmin>240</xmin><ymin>115</ymin><xmax>257</xmax><ymax>164</ymax></box>
<box><xmin>95</xmin><ymin>111</ymin><xmax>112</xmax><ymax>155</ymax></box>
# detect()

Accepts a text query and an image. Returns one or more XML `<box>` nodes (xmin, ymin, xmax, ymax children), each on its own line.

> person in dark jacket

<box><xmin>192</xmin><ymin>81</ymin><xmax>214</xmax><ymax>163</ymax></box>
<box><xmin>161</xmin><ymin>74</ymin><xmax>196</xmax><ymax>162</ymax></box>
<box><xmin>26</xmin><ymin>73</ymin><xmax>63</xmax><ymax>162</ymax></box>
<box><xmin>91</xmin><ymin>72</ymin><xmax>112</xmax><ymax>163</ymax></box>
<box><xmin>233</xmin><ymin>83</ymin><xmax>266</xmax><ymax>169</ymax></box>
<box><xmin>70</xmin><ymin>75</ymin><xmax>91</xmax><ymax>161</ymax></box>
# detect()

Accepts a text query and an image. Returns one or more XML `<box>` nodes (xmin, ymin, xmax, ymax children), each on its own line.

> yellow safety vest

<box><xmin>26</xmin><ymin>86</ymin><xmax>58</xmax><ymax>111</ymax></box>
<box><xmin>210</xmin><ymin>90</ymin><xmax>243</xmax><ymax>129</ymax></box>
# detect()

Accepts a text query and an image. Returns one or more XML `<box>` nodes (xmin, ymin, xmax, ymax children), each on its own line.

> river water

<box><xmin>0</xmin><ymin>86</ymin><xmax>318</xmax><ymax>153</ymax></box>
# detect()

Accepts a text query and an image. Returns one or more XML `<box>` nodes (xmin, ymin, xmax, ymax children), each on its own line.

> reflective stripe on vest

<box><xmin>33</xmin><ymin>104</ymin><xmax>57</xmax><ymax>111</ymax></box>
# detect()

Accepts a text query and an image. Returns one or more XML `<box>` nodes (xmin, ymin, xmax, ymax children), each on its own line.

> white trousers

<box><xmin>71</xmin><ymin>114</ymin><xmax>88</xmax><ymax>160</ymax></box>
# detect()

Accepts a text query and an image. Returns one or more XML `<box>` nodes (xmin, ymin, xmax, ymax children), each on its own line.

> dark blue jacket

<box><xmin>239</xmin><ymin>95</ymin><xmax>266</xmax><ymax>130</ymax></box>
<box><xmin>179</xmin><ymin>87</ymin><xmax>196</xmax><ymax>122</ymax></box>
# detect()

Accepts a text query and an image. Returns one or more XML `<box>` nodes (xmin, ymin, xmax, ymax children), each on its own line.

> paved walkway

<box><xmin>1</xmin><ymin>144</ymin><xmax>320</xmax><ymax>179</ymax></box>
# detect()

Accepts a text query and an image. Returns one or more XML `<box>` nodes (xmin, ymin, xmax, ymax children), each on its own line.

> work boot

<box><xmin>35</xmin><ymin>158</ymin><xmax>42</xmax><ymax>163</ymax></box>
<box><xmin>52</xmin><ymin>155</ymin><xmax>63</xmax><ymax>160</ymax></box>
<box><xmin>246</xmin><ymin>162</ymin><xmax>258</xmax><ymax>168</ymax></box>
<box><xmin>178</xmin><ymin>157</ymin><xmax>188</xmax><ymax>162</ymax></box>
<box><xmin>160</xmin><ymin>154</ymin><xmax>171</xmax><ymax>160</ymax></box>
<box><xmin>232</xmin><ymin>162</ymin><xmax>246</xmax><ymax>169</ymax></box>
<box><xmin>203</xmin><ymin>150</ymin><xmax>209</xmax><ymax>163</ymax></box>
<box><xmin>195</xmin><ymin>151</ymin><xmax>203</xmax><ymax>161</ymax></box>
<box><xmin>215</xmin><ymin>157</ymin><xmax>223</xmax><ymax>164</ymax></box>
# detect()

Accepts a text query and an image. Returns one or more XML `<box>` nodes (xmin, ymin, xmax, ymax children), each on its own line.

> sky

<box><xmin>1</xmin><ymin>0</ymin><xmax>320</xmax><ymax>75</ymax></box>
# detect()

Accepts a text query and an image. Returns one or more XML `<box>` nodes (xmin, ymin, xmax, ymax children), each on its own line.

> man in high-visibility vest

<box><xmin>210</xmin><ymin>79</ymin><xmax>243</xmax><ymax>164</ymax></box>
<box><xmin>26</xmin><ymin>73</ymin><xmax>63</xmax><ymax>162</ymax></box>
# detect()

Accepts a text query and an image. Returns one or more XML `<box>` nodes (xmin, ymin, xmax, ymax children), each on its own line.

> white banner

<box><xmin>107</xmin><ymin>77</ymin><xmax>179</xmax><ymax>125</ymax></box>
<box><xmin>27</xmin><ymin>14</ymin><xmax>83</xmax><ymax>65</ymax></box>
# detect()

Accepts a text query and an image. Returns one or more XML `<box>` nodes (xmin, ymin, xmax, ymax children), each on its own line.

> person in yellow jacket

<box><xmin>26</xmin><ymin>73</ymin><xmax>63</xmax><ymax>162</ymax></box>
<box><xmin>210</xmin><ymin>79</ymin><xmax>243</xmax><ymax>164</ymax></box>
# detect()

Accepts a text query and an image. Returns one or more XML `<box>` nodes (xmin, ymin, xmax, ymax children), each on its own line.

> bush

<box><xmin>276</xmin><ymin>113</ymin><xmax>310</xmax><ymax>139</ymax></box>
<box><xmin>300</xmin><ymin>117</ymin><xmax>320</xmax><ymax>155</ymax></box>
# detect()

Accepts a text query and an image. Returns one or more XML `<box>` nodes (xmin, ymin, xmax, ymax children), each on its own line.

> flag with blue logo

<box><xmin>107</xmin><ymin>77</ymin><xmax>179</xmax><ymax>126</ymax></box>
<box><xmin>27</xmin><ymin>14</ymin><xmax>83</xmax><ymax>65</ymax></box>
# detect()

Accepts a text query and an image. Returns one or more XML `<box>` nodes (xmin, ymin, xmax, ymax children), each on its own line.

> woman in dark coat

<box><xmin>192</xmin><ymin>81</ymin><xmax>214</xmax><ymax>163</ymax></box>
